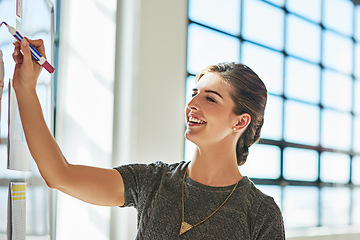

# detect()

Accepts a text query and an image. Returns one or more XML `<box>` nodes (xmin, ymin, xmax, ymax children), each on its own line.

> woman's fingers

<box><xmin>12</xmin><ymin>38</ymin><xmax>47</xmax><ymax>65</ymax></box>
<box><xmin>12</xmin><ymin>41</ymin><xmax>23</xmax><ymax>64</ymax></box>
<box><xmin>19</xmin><ymin>38</ymin><xmax>32</xmax><ymax>64</ymax></box>
<box><xmin>24</xmin><ymin>37</ymin><xmax>46</xmax><ymax>58</ymax></box>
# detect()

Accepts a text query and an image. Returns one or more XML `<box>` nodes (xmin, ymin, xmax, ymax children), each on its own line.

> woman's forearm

<box><xmin>11</xmin><ymin>38</ymin><xmax>125</xmax><ymax>207</ymax></box>
<box><xmin>15</xmin><ymin>86</ymin><xmax>69</xmax><ymax>187</ymax></box>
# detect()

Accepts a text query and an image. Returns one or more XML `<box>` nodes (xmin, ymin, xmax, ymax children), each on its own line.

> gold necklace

<box><xmin>180</xmin><ymin>171</ymin><xmax>239</xmax><ymax>235</ymax></box>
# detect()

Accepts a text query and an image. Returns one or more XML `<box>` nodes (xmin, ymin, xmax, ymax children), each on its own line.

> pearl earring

<box><xmin>233</xmin><ymin>127</ymin><xmax>237</xmax><ymax>131</ymax></box>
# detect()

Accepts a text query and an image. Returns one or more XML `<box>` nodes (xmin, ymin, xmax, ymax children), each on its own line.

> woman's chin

<box><xmin>184</xmin><ymin>132</ymin><xmax>196</xmax><ymax>144</ymax></box>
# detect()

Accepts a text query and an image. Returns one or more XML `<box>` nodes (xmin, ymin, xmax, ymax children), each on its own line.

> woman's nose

<box><xmin>186</xmin><ymin>95</ymin><xmax>199</xmax><ymax>111</ymax></box>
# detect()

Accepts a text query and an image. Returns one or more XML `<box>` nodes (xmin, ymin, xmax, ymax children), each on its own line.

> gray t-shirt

<box><xmin>115</xmin><ymin>161</ymin><xmax>285</xmax><ymax>239</ymax></box>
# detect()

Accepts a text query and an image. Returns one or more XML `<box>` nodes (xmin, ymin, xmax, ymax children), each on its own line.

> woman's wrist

<box><xmin>13</xmin><ymin>82</ymin><xmax>37</xmax><ymax>96</ymax></box>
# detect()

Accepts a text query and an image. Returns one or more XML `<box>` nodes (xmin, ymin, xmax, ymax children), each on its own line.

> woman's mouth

<box><xmin>188</xmin><ymin>116</ymin><xmax>207</xmax><ymax>126</ymax></box>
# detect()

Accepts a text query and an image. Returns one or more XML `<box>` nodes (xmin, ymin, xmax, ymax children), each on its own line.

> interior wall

<box><xmin>111</xmin><ymin>0</ymin><xmax>188</xmax><ymax>238</ymax></box>
<box><xmin>56</xmin><ymin>0</ymin><xmax>187</xmax><ymax>239</ymax></box>
<box><xmin>55</xmin><ymin>0</ymin><xmax>117</xmax><ymax>239</ymax></box>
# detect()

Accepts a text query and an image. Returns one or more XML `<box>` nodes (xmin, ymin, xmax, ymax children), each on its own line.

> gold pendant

<box><xmin>180</xmin><ymin>221</ymin><xmax>193</xmax><ymax>235</ymax></box>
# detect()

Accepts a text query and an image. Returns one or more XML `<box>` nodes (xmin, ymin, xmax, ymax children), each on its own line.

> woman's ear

<box><xmin>233</xmin><ymin>113</ymin><xmax>251</xmax><ymax>131</ymax></box>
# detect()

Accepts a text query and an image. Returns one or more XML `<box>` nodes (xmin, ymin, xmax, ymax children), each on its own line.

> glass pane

<box><xmin>322</xmin><ymin>70</ymin><xmax>353</xmax><ymax>112</ymax></box>
<box><xmin>0</xmin><ymin>44</ymin><xmax>16</xmax><ymax>91</ymax></box>
<box><xmin>261</xmin><ymin>95</ymin><xmax>283</xmax><ymax>140</ymax></box>
<box><xmin>22</xmin><ymin>0</ymin><xmax>52</xmax><ymax>36</ymax></box>
<box><xmin>284</xmin><ymin>100</ymin><xmax>320</xmax><ymax>146</ymax></box>
<box><xmin>323</xmin><ymin>0</ymin><xmax>353</xmax><ymax>36</ymax></box>
<box><xmin>187</xmin><ymin>23</ymin><xmax>240</xmax><ymax>75</ymax></box>
<box><xmin>355</xmin><ymin>79</ymin><xmax>360</xmax><ymax>115</ymax></box>
<box><xmin>241</xmin><ymin>144</ymin><xmax>281</xmax><ymax>179</ymax></box>
<box><xmin>184</xmin><ymin>140</ymin><xmax>196</xmax><ymax>163</ymax></box>
<box><xmin>323</xmin><ymin>30</ymin><xmax>353</xmax><ymax>75</ymax></box>
<box><xmin>321</xmin><ymin>187</ymin><xmax>351</xmax><ymax>226</ymax></box>
<box><xmin>0</xmin><ymin>144</ymin><xmax>7</xmax><ymax>179</ymax></box>
<box><xmin>0</xmin><ymin>186</ymin><xmax>7</xmax><ymax>232</ymax></box>
<box><xmin>320</xmin><ymin>152</ymin><xmax>350</xmax><ymax>184</ymax></box>
<box><xmin>1</xmin><ymin>90</ymin><xmax>8</xmax><ymax>138</ymax></box>
<box><xmin>0</xmin><ymin>0</ymin><xmax>16</xmax><ymax>34</ymax></box>
<box><xmin>286</xmin><ymin>14</ymin><xmax>321</xmax><ymax>62</ymax></box>
<box><xmin>352</xmin><ymin>156</ymin><xmax>360</xmax><ymax>185</ymax></box>
<box><xmin>353</xmin><ymin>188</ymin><xmax>360</xmax><ymax>225</ymax></box>
<box><xmin>188</xmin><ymin>0</ymin><xmax>241</xmax><ymax>36</ymax></box>
<box><xmin>321</xmin><ymin>110</ymin><xmax>352</xmax><ymax>151</ymax></box>
<box><xmin>283</xmin><ymin>186</ymin><xmax>319</xmax><ymax>228</ymax></box>
<box><xmin>354</xmin><ymin>117</ymin><xmax>360</xmax><ymax>153</ymax></box>
<box><xmin>242</xmin><ymin>0</ymin><xmax>284</xmax><ymax>50</ymax></box>
<box><xmin>257</xmin><ymin>185</ymin><xmax>282</xmax><ymax>208</ymax></box>
<box><xmin>286</xmin><ymin>0</ymin><xmax>321</xmax><ymax>23</ymax></box>
<box><xmin>265</xmin><ymin>0</ymin><xmax>285</xmax><ymax>7</ymax></box>
<box><xmin>36</xmin><ymin>84</ymin><xmax>52</xmax><ymax>126</ymax></box>
<box><xmin>185</xmin><ymin>76</ymin><xmax>196</xmax><ymax>106</ymax></box>
<box><xmin>283</xmin><ymin>148</ymin><xmax>318</xmax><ymax>181</ymax></box>
<box><xmin>356</xmin><ymin>6</ymin><xmax>360</xmax><ymax>41</ymax></box>
<box><xmin>285</xmin><ymin>57</ymin><xmax>320</xmax><ymax>103</ymax></box>
<box><xmin>241</xmin><ymin>42</ymin><xmax>284</xmax><ymax>95</ymax></box>
<box><xmin>0</xmin><ymin>145</ymin><xmax>30</xmax><ymax>179</ymax></box>
<box><xmin>355</xmin><ymin>43</ymin><xmax>360</xmax><ymax>78</ymax></box>
<box><xmin>26</xmin><ymin>185</ymin><xmax>50</xmax><ymax>234</ymax></box>
<box><xmin>184</xmin><ymin>76</ymin><xmax>197</xmax><ymax>161</ymax></box>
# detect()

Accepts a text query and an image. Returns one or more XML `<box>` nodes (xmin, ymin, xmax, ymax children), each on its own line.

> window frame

<box><xmin>186</xmin><ymin>0</ymin><xmax>360</xmax><ymax>229</ymax></box>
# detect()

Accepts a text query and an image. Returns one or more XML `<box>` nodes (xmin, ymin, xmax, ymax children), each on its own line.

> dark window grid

<box><xmin>350</xmin><ymin>2</ymin><xmax>359</xmax><ymax>183</ymax></box>
<box><xmin>189</xmin><ymin>1</ymin><xmax>359</xmax><ymax>226</ymax></box>
<box><xmin>266</xmin><ymin>0</ymin><xmax>357</xmax><ymax>40</ymax></box>
<box><xmin>186</xmin><ymin>0</ymin><xmax>360</xmax><ymax>228</ymax></box>
<box><xmin>187</xmin><ymin>0</ymin><xmax>360</xmax><ymax>225</ymax></box>
<box><xmin>188</xmin><ymin>19</ymin><xmax>357</xmax><ymax>80</ymax></box>
<box><xmin>189</xmin><ymin>1</ymin><xmax>358</xmax><ymax>71</ymax></box>
<box><xmin>319</xmin><ymin>0</ymin><xmax>356</xmax><ymax>187</ymax></box>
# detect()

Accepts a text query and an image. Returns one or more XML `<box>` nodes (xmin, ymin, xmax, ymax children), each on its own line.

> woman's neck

<box><xmin>186</xmin><ymin>146</ymin><xmax>242</xmax><ymax>187</ymax></box>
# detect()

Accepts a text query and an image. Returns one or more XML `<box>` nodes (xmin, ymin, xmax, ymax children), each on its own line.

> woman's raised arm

<box><xmin>12</xmin><ymin>38</ymin><xmax>124</xmax><ymax>207</ymax></box>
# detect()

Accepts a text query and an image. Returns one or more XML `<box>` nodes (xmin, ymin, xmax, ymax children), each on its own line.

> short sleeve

<box><xmin>251</xmin><ymin>197</ymin><xmax>286</xmax><ymax>240</ymax></box>
<box><xmin>114</xmin><ymin>161</ymin><xmax>168</xmax><ymax>208</ymax></box>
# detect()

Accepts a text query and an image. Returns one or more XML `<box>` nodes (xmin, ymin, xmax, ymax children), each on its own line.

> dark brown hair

<box><xmin>196</xmin><ymin>62</ymin><xmax>267</xmax><ymax>166</ymax></box>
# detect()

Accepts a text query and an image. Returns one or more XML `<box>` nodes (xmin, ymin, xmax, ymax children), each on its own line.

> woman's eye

<box><xmin>206</xmin><ymin>96</ymin><xmax>216</xmax><ymax>103</ymax></box>
<box><xmin>191</xmin><ymin>93</ymin><xmax>216</xmax><ymax>103</ymax></box>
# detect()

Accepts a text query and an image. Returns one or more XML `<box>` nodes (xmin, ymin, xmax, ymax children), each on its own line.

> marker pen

<box><xmin>2</xmin><ymin>22</ymin><xmax>55</xmax><ymax>74</ymax></box>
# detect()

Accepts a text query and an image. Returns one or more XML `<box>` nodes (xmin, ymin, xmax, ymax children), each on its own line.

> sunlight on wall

<box><xmin>56</xmin><ymin>0</ymin><xmax>117</xmax><ymax>239</ymax></box>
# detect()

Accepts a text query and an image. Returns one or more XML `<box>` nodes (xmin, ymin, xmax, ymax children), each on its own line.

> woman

<box><xmin>13</xmin><ymin>38</ymin><xmax>285</xmax><ymax>239</ymax></box>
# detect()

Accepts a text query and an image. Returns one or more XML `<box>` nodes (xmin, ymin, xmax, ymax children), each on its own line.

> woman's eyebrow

<box><xmin>191</xmin><ymin>88</ymin><xmax>223</xmax><ymax>99</ymax></box>
<box><xmin>205</xmin><ymin>90</ymin><xmax>223</xmax><ymax>99</ymax></box>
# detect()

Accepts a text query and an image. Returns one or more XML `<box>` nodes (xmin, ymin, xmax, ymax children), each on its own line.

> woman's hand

<box><xmin>12</xmin><ymin>38</ymin><xmax>45</xmax><ymax>90</ymax></box>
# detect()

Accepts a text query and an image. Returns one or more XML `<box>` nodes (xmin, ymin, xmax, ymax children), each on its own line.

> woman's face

<box><xmin>185</xmin><ymin>72</ymin><xmax>242</xmax><ymax>147</ymax></box>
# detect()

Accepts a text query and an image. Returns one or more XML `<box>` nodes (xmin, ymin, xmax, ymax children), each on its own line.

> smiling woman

<box><xmin>11</xmin><ymin>30</ymin><xmax>284</xmax><ymax>239</ymax></box>
<box><xmin>116</xmin><ymin>62</ymin><xmax>285</xmax><ymax>239</ymax></box>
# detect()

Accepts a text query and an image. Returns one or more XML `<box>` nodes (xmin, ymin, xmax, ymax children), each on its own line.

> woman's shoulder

<box><xmin>152</xmin><ymin>160</ymin><xmax>187</xmax><ymax>170</ymax></box>
<box><xmin>237</xmin><ymin>177</ymin><xmax>281</xmax><ymax>212</ymax></box>
<box><xmin>239</xmin><ymin>178</ymin><xmax>285</xmax><ymax>237</ymax></box>
<box><xmin>114</xmin><ymin>160</ymin><xmax>188</xmax><ymax>178</ymax></box>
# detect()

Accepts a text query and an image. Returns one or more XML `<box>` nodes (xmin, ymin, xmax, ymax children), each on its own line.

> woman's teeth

<box><xmin>189</xmin><ymin>117</ymin><xmax>206</xmax><ymax>124</ymax></box>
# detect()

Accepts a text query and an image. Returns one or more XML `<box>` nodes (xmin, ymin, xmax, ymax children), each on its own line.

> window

<box><xmin>186</xmin><ymin>0</ymin><xmax>360</xmax><ymax>230</ymax></box>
